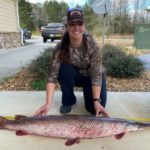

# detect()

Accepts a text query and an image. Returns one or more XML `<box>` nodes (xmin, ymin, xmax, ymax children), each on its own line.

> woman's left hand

<box><xmin>94</xmin><ymin>101</ymin><xmax>109</xmax><ymax>117</ymax></box>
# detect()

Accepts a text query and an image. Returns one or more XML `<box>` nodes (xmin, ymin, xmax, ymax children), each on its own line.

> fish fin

<box><xmin>16</xmin><ymin>130</ymin><xmax>29</xmax><ymax>136</ymax></box>
<box><xmin>65</xmin><ymin>138</ymin><xmax>80</xmax><ymax>146</ymax></box>
<box><xmin>114</xmin><ymin>132</ymin><xmax>126</xmax><ymax>140</ymax></box>
<box><xmin>15</xmin><ymin>115</ymin><xmax>27</xmax><ymax>121</ymax></box>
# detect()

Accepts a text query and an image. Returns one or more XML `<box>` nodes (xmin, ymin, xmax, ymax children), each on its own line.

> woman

<box><xmin>35</xmin><ymin>8</ymin><xmax>109</xmax><ymax>117</ymax></box>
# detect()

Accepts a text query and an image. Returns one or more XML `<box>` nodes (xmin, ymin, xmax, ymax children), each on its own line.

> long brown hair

<box><xmin>59</xmin><ymin>31</ymin><xmax>87</xmax><ymax>63</ymax></box>
<box><xmin>59</xmin><ymin>31</ymin><xmax>70</xmax><ymax>63</ymax></box>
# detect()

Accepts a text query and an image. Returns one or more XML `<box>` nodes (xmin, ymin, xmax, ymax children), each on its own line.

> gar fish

<box><xmin>0</xmin><ymin>115</ymin><xmax>150</xmax><ymax>146</ymax></box>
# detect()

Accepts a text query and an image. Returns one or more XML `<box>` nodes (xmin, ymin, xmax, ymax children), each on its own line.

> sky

<box><xmin>28</xmin><ymin>0</ymin><xmax>150</xmax><ymax>10</ymax></box>
<box><xmin>28</xmin><ymin>0</ymin><xmax>87</xmax><ymax>8</ymax></box>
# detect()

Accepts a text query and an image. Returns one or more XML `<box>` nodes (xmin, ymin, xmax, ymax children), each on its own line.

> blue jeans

<box><xmin>58</xmin><ymin>64</ymin><xmax>107</xmax><ymax>115</ymax></box>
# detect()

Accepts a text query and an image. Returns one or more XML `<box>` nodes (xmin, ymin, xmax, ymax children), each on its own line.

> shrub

<box><xmin>29</xmin><ymin>48</ymin><xmax>53</xmax><ymax>79</ymax></box>
<box><xmin>106</xmin><ymin>56</ymin><xmax>144</xmax><ymax>78</ymax></box>
<box><xmin>102</xmin><ymin>44</ymin><xmax>127</xmax><ymax>67</ymax></box>
<box><xmin>102</xmin><ymin>44</ymin><xmax>144</xmax><ymax>78</ymax></box>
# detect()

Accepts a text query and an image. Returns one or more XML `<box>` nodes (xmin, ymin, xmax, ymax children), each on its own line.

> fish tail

<box><xmin>0</xmin><ymin>116</ymin><xmax>9</xmax><ymax>129</ymax></box>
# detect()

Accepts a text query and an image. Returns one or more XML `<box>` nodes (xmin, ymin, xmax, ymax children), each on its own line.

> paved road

<box><xmin>138</xmin><ymin>54</ymin><xmax>150</xmax><ymax>71</ymax></box>
<box><xmin>0</xmin><ymin>36</ymin><xmax>58</xmax><ymax>81</ymax></box>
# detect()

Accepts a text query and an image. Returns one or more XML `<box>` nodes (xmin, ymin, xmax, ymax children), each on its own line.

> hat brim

<box><xmin>67</xmin><ymin>19</ymin><xmax>84</xmax><ymax>24</ymax></box>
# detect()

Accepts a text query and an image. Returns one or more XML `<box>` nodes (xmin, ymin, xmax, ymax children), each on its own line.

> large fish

<box><xmin>0</xmin><ymin>115</ymin><xmax>150</xmax><ymax>146</ymax></box>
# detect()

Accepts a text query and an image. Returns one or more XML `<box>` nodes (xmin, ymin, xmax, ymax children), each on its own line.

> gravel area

<box><xmin>0</xmin><ymin>68</ymin><xmax>150</xmax><ymax>92</ymax></box>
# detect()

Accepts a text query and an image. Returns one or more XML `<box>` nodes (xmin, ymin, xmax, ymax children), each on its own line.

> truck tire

<box><xmin>43</xmin><ymin>37</ymin><xmax>47</xmax><ymax>43</ymax></box>
<box><xmin>51</xmin><ymin>39</ymin><xmax>54</xmax><ymax>42</ymax></box>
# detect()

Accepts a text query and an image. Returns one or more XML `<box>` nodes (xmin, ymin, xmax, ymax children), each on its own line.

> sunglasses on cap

<box><xmin>67</xmin><ymin>8</ymin><xmax>82</xmax><ymax>12</ymax></box>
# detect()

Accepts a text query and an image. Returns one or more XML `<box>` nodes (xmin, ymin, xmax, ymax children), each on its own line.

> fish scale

<box><xmin>0</xmin><ymin>115</ymin><xmax>150</xmax><ymax>146</ymax></box>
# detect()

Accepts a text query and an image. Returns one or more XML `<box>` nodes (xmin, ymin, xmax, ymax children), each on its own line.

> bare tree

<box><xmin>134</xmin><ymin>0</ymin><xmax>140</xmax><ymax>24</ymax></box>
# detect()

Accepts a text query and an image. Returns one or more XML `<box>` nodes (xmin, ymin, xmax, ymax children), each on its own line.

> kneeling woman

<box><xmin>35</xmin><ymin>8</ymin><xmax>109</xmax><ymax>117</ymax></box>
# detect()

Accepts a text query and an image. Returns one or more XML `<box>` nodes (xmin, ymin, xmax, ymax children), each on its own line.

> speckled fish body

<box><xmin>0</xmin><ymin>115</ymin><xmax>150</xmax><ymax>146</ymax></box>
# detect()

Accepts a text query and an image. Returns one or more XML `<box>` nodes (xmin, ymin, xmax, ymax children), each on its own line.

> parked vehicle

<box><xmin>23</xmin><ymin>29</ymin><xmax>32</xmax><ymax>39</ymax></box>
<box><xmin>41</xmin><ymin>23</ymin><xmax>65</xmax><ymax>43</ymax></box>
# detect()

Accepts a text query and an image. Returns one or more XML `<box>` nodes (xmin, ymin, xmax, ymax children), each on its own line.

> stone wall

<box><xmin>0</xmin><ymin>32</ymin><xmax>21</xmax><ymax>49</ymax></box>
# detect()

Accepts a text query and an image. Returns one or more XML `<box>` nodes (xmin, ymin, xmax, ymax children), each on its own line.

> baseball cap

<box><xmin>67</xmin><ymin>8</ymin><xmax>84</xmax><ymax>23</ymax></box>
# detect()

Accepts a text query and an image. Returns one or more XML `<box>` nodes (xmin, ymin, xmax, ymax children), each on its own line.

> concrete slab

<box><xmin>0</xmin><ymin>91</ymin><xmax>150</xmax><ymax>150</ymax></box>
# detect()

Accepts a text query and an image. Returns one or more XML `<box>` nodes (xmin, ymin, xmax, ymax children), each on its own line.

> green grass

<box><xmin>32</xmin><ymin>79</ymin><xmax>46</xmax><ymax>90</ymax></box>
<box><xmin>3</xmin><ymin>77</ymin><xmax>12</xmax><ymax>81</ymax></box>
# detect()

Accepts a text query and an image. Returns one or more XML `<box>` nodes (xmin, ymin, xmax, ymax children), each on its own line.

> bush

<box><xmin>106</xmin><ymin>55</ymin><xmax>144</xmax><ymax>78</ymax></box>
<box><xmin>102</xmin><ymin>44</ymin><xmax>144</xmax><ymax>78</ymax></box>
<box><xmin>29</xmin><ymin>48</ymin><xmax>53</xmax><ymax>79</ymax></box>
<box><xmin>102</xmin><ymin>44</ymin><xmax>127</xmax><ymax>67</ymax></box>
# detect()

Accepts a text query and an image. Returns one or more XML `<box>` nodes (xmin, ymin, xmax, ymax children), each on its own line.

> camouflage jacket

<box><xmin>47</xmin><ymin>34</ymin><xmax>103</xmax><ymax>86</ymax></box>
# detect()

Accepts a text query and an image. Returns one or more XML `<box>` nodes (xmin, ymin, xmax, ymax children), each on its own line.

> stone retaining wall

<box><xmin>0</xmin><ymin>32</ymin><xmax>21</xmax><ymax>49</ymax></box>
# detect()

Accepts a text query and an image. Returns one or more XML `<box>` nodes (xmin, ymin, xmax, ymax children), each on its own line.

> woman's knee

<box><xmin>58</xmin><ymin>64</ymin><xmax>75</xmax><ymax>81</ymax></box>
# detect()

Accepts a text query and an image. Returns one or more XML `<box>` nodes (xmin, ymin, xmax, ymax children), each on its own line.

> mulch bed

<box><xmin>0</xmin><ymin>68</ymin><xmax>150</xmax><ymax>92</ymax></box>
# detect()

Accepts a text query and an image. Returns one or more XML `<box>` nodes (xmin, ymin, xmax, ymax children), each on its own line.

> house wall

<box><xmin>0</xmin><ymin>0</ymin><xmax>21</xmax><ymax>49</ymax></box>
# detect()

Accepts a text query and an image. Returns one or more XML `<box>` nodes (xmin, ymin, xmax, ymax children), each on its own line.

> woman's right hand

<box><xmin>34</xmin><ymin>103</ymin><xmax>50</xmax><ymax>116</ymax></box>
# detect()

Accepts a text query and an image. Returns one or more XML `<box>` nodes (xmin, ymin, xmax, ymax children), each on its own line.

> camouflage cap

<box><xmin>67</xmin><ymin>8</ymin><xmax>84</xmax><ymax>23</ymax></box>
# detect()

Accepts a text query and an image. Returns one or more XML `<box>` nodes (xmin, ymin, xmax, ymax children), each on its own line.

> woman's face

<box><xmin>66</xmin><ymin>21</ymin><xmax>85</xmax><ymax>40</ymax></box>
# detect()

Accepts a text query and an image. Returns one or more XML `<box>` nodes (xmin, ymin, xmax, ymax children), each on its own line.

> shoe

<box><xmin>60</xmin><ymin>105</ymin><xmax>71</xmax><ymax>114</ymax></box>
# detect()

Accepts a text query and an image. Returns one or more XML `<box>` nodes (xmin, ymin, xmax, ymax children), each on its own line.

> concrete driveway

<box><xmin>0</xmin><ymin>37</ymin><xmax>58</xmax><ymax>81</ymax></box>
<box><xmin>0</xmin><ymin>91</ymin><xmax>150</xmax><ymax>150</ymax></box>
<box><xmin>138</xmin><ymin>53</ymin><xmax>150</xmax><ymax>71</ymax></box>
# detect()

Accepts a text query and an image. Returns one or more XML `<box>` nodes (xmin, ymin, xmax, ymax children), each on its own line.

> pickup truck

<box><xmin>41</xmin><ymin>23</ymin><xmax>65</xmax><ymax>43</ymax></box>
<box><xmin>23</xmin><ymin>29</ymin><xmax>32</xmax><ymax>39</ymax></box>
